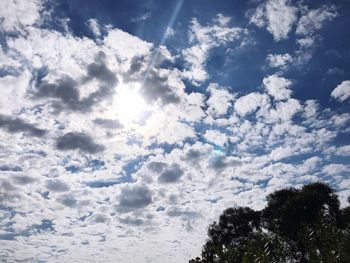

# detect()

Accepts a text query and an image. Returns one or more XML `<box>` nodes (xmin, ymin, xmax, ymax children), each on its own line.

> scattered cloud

<box><xmin>263</xmin><ymin>74</ymin><xmax>292</xmax><ymax>101</ymax></box>
<box><xmin>296</xmin><ymin>5</ymin><xmax>337</xmax><ymax>36</ymax></box>
<box><xmin>158</xmin><ymin>163</ymin><xmax>184</xmax><ymax>183</ymax></box>
<box><xmin>335</xmin><ymin>145</ymin><xmax>350</xmax><ymax>156</ymax></box>
<box><xmin>182</xmin><ymin>14</ymin><xmax>245</xmax><ymax>85</ymax></box>
<box><xmin>0</xmin><ymin>1</ymin><xmax>349</xmax><ymax>262</ymax></box>
<box><xmin>234</xmin><ymin>92</ymin><xmax>269</xmax><ymax>116</ymax></box>
<box><xmin>118</xmin><ymin>185</ymin><xmax>153</xmax><ymax>212</ymax></box>
<box><xmin>0</xmin><ymin>0</ymin><xmax>43</xmax><ymax>32</ymax></box>
<box><xmin>331</xmin><ymin>80</ymin><xmax>350</xmax><ymax>102</ymax></box>
<box><xmin>0</xmin><ymin>114</ymin><xmax>47</xmax><ymax>137</ymax></box>
<box><xmin>204</xmin><ymin>130</ymin><xmax>228</xmax><ymax>147</ymax></box>
<box><xmin>87</xmin><ymin>18</ymin><xmax>102</xmax><ymax>38</ymax></box>
<box><xmin>266</xmin><ymin>53</ymin><xmax>293</xmax><ymax>70</ymax></box>
<box><xmin>46</xmin><ymin>179</ymin><xmax>70</xmax><ymax>192</ymax></box>
<box><xmin>249</xmin><ymin>0</ymin><xmax>298</xmax><ymax>41</ymax></box>
<box><xmin>55</xmin><ymin>132</ymin><xmax>104</xmax><ymax>153</ymax></box>
<box><xmin>206</xmin><ymin>83</ymin><xmax>235</xmax><ymax>117</ymax></box>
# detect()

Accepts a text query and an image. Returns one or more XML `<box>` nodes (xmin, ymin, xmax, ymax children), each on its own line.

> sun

<box><xmin>115</xmin><ymin>81</ymin><xmax>148</xmax><ymax>124</ymax></box>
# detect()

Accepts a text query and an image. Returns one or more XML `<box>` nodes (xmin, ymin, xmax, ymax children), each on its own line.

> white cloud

<box><xmin>206</xmin><ymin>83</ymin><xmax>235</xmax><ymax>117</ymax></box>
<box><xmin>0</xmin><ymin>70</ymin><xmax>33</xmax><ymax>115</ymax></box>
<box><xmin>1</xmin><ymin>2</ymin><xmax>350</xmax><ymax>263</ymax></box>
<box><xmin>164</xmin><ymin>27</ymin><xmax>175</xmax><ymax>38</ymax></box>
<box><xmin>203</xmin><ymin>130</ymin><xmax>228</xmax><ymax>147</ymax></box>
<box><xmin>298</xmin><ymin>156</ymin><xmax>322</xmax><ymax>174</ymax></box>
<box><xmin>296</xmin><ymin>5</ymin><xmax>337</xmax><ymax>36</ymax></box>
<box><xmin>335</xmin><ymin>145</ymin><xmax>350</xmax><ymax>156</ymax></box>
<box><xmin>103</xmin><ymin>28</ymin><xmax>152</xmax><ymax>60</ymax></box>
<box><xmin>323</xmin><ymin>164</ymin><xmax>349</xmax><ymax>176</ymax></box>
<box><xmin>303</xmin><ymin>100</ymin><xmax>319</xmax><ymax>119</ymax></box>
<box><xmin>268</xmin><ymin>99</ymin><xmax>302</xmax><ymax>121</ymax></box>
<box><xmin>234</xmin><ymin>92</ymin><xmax>270</xmax><ymax>116</ymax></box>
<box><xmin>263</xmin><ymin>74</ymin><xmax>292</xmax><ymax>100</ymax></box>
<box><xmin>138</xmin><ymin>111</ymin><xmax>196</xmax><ymax>146</ymax></box>
<box><xmin>330</xmin><ymin>113</ymin><xmax>350</xmax><ymax>127</ymax></box>
<box><xmin>269</xmin><ymin>146</ymin><xmax>296</xmax><ymax>161</ymax></box>
<box><xmin>182</xmin><ymin>44</ymin><xmax>209</xmax><ymax>84</ymax></box>
<box><xmin>0</xmin><ymin>0</ymin><xmax>43</xmax><ymax>32</ymax></box>
<box><xmin>296</xmin><ymin>36</ymin><xmax>316</xmax><ymax>48</ymax></box>
<box><xmin>182</xmin><ymin>15</ymin><xmax>245</xmax><ymax>85</ymax></box>
<box><xmin>331</xmin><ymin>80</ymin><xmax>350</xmax><ymax>102</ymax></box>
<box><xmin>87</xmin><ymin>19</ymin><xmax>102</xmax><ymax>38</ymax></box>
<box><xmin>266</xmin><ymin>53</ymin><xmax>293</xmax><ymax>69</ymax></box>
<box><xmin>250</xmin><ymin>0</ymin><xmax>298</xmax><ymax>41</ymax></box>
<box><xmin>177</xmin><ymin>92</ymin><xmax>206</xmax><ymax>122</ymax></box>
<box><xmin>249</xmin><ymin>5</ymin><xmax>266</xmax><ymax>28</ymax></box>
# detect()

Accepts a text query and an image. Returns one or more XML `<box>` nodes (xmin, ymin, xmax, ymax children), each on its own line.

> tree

<box><xmin>190</xmin><ymin>182</ymin><xmax>350</xmax><ymax>263</ymax></box>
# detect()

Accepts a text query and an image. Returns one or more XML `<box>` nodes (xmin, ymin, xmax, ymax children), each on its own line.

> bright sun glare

<box><xmin>115</xmin><ymin>82</ymin><xmax>148</xmax><ymax>124</ymax></box>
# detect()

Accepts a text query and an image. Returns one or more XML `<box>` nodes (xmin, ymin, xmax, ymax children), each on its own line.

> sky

<box><xmin>0</xmin><ymin>0</ymin><xmax>350</xmax><ymax>262</ymax></box>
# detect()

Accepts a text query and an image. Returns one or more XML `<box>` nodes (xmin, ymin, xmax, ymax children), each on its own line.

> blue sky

<box><xmin>0</xmin><ymin>0</ymin><xmax>350</xmax><ymax>262</ymax></box>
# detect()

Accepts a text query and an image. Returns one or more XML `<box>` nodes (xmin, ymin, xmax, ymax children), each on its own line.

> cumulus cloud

<box><xmin>335</xmin><ymin>145</ymin><xmax>350</xmax><ymax>156</ymax></box>
<box><xmin>148</xmin><ymin>161</ymin><xmax>185</xmax><ymax>183</ymax></box>
<box><xmin>331</xmin><ymin>80</ymin><xmax>350</xmax><ymax>102</ymax></box>
<box><xmin>208</xmin><ymin>155</ymin><xmax>241</xmax><ymax>173</ymax></box>
<box><xmin>57</xmin><ymin>194</ymin><xmax>81</xmax><ymax>208</ymax></box>
<box><xmin>87</xmin><ymin>19</ymin><xmax>102</xmax><ymax>38</ymax></box>
<box><xmin>206</xmin><ymin>83</ymin><xmax>235</xmax><ymax>117</ymax></box>
<box><xmin>139</xmin><ymin>112</ymin><xmax>196</xmax><ymax>145</ymax></box>
<box><xmin>93</xmin><ymin>118</ymin><xmax>123</xmax><ymax>129</ymax></box>
<box><xmin>182</xmin><ymin>14</ymin><xmax>245</xmax><ymax>85</ymax></box>
<box><xmin>1</xmin><ymin>1</ymin><xmax>349</xmax><ymax>262</ymax></box>
<box><xmin>167</xmin><ymin>208</ymin><xmax>201</xmax><ymax>220</ymax></box>
<box><xmin>296</xmin><ymin>5</ymin><xmax>337</xmax><ymax>36</ymax></box>
<box><xmin>12</xmin><ymin>175</ymin><xmax>36</xmax><ymax>185</ymax></box>
<box><xmin>148</xmin><ymin>161</ymin><xmax>168</xmax><ymax>173</ymax></box>
<box><xmin>268</xmin><ymin>98</ymin><xmax>302</xmax><ymax>121</ymax></box>
<box><xmin>158</xmin><ymin>163</ymin><xmax>184</xmax><ymax>183</ymax></box>
<box><xmin>90</xmin><ymin>213</ymin><xmax>111</xmax><ymax>224</ymax></box>
<box><xmin>33</xmin><ymin>52</ymin><xmax>118</xmax><ymax>112</ymax></box>
<box><xmin>103</xmin><ymin>28</ymin><xmax>152</xmax><ymax>60</ymax></box>
<box><xmin>266</xmin><ymin>53</ymin><xmax>293</xmax><ymax>69</ymax></box>
<box><xmin>0</xmin><ymin>0</ymin><xmax>43</xmax><ymax>32</ymax></box>
<box><xmin>323</xmin><ymin>164</ymin><xmax>349</xmax><ymax>176</ymax></box>
<box><xmin>118</xmin><ymin>185</ymin><xmax>152</xmax><ymax>212</ymax></box>
<box><xmin>0</xmin><ymin>114</ymin><xmax>46</xmax><ymax>137</ymax></box>
<box><xmin>203</xmin><ymin>130</ymin><xmax>228</xmax><ymax>147</ymax></box>
<box><xmin>234</xmin><ymin>92</ymin><xmax>269</xmax><ymax>116</ymax></box>
<box><xmin>124</xmin><ymin>56</ymin><xmax>184</xmax><ymax>107</ymax></box>
<box><xmin>263</xmin><ymin>74</ymin><xmax>292</xmax><ymax>100</ymax></box>
<box><xmin>141</xmin><ymin>69</ymin><xmax>181</xmax><ymax>105</ymax></box>
<box><xmin>55</xmin><ymin>132</ymin><xmax>104</xmax><ymax>153</ymax></box>
<box><xmin>250</xmin><ymin>0</ymin><xmax>298</xmax><ymax>41</ymax></box>
<box><xmin>184</xmin><ymin>149</ymin><xmax>202</xmax><ymax>163</ymax></box>
<box><xmin>46</xmin><ymin>179</ymin><xmax>70</xmax><ymax>192</ymax></box>
<box><xmin>296</xmin><ymin>36</ymin><xmax>317</xmax><ymax>49</ymax></box>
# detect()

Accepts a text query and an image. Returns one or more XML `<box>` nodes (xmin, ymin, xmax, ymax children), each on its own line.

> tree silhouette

<box><xmin>190</xmin><ymin>182</ymin><xmax>350</xmax><ymax>263</ymax></box>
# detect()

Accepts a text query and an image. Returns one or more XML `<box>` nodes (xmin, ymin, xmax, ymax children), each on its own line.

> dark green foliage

<box><xmin>190</xmin><ymin>182</ymin><xmax>350</xmax><ymax>263</ymax></box>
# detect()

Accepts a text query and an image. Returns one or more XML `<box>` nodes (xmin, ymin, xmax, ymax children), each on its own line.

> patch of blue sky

<box><xmin>65</xmin><ymin>165</ymin><xmax>81</xmax><ymax>173</ymax></box>
<box><xmin>88</xmin><ymin>159</ymin><xmax>105</xmax><ymax>171</ymax></box>
<box><xmin>147</xmin><ymin>142</ymin><xmax>180</xmax><ymax>154</ymax></box>
<box><xmin>0</xmin><ymin>219</ymin><xmax>54</xmax><ymax>241</ymax></box>
<box><xmin>0</xmin><ymin>205</ymin><xmax>17</xmax><ymax>221</ymax></box>
<box><xmin>85</xmin><ymin>180</ymin><xmax>120</xmax><ymax>188</ymax></box>
<box><xmin>64</xmin><ymin>157</ymin><xmax>106</xmax><ymax>173</ymax></box>
<box><xmin>0</xmin><ymin>67</ymin><xmax>20</xmax><ymax>78</ymax></box>
<box><xmin>86</xmin><ymin>156</ymin><xmax>147</xmax><ymax>188</ymax></box>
